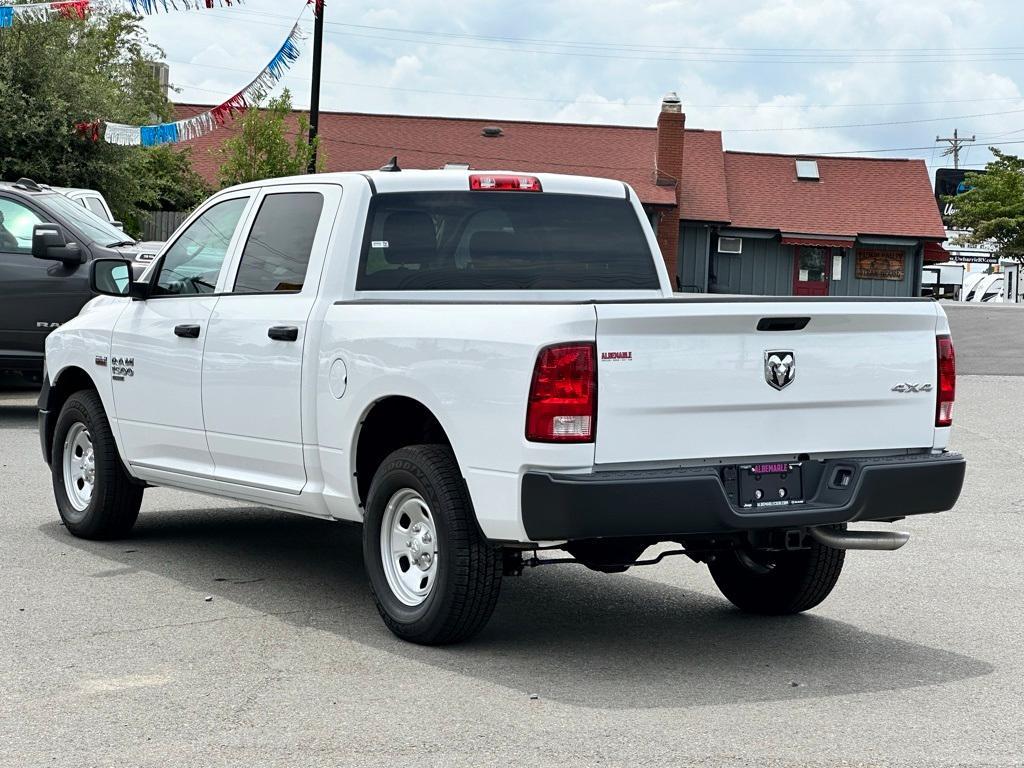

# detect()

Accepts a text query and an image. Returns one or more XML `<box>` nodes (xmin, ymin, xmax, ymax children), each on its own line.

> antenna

<box><xmin>379</xmin><ymin>156</ymin><xmax>402</xmax><ymax>173</ymax></box>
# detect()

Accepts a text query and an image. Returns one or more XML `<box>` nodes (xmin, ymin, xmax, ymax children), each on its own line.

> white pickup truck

<box><xmin>38</xmin><ymin>169</ymin><xmax>965</xmax><ymax>645</ymax></box>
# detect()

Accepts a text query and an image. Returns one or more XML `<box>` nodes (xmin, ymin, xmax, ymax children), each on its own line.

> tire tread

<box><xmin>52</xmin><ymin>390</ymin><xmax>142</xmax><ymax>540</ymax></box>
<box><xmin>365</xmin><ymin>445</ymin><xmax>502</xmax><ymax>645</ymax></box>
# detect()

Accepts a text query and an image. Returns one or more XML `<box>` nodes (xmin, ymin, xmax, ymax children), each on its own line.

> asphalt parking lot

<box><xmin>2</xmin><ymin>305</ymin><xmax>1023</xmax><ymax>767</ymax></box>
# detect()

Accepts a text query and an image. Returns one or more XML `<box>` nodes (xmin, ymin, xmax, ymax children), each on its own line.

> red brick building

<box><xmin>175</xmin><ymin>94</ymin><xmax>946</xmax><ymax>296</ymax></box>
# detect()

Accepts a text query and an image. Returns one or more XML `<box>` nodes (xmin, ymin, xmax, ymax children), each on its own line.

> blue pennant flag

<box><xmin>140</xmin><ymin>122</ymin><xmax>180</xmax><ymax>146</ymax></box>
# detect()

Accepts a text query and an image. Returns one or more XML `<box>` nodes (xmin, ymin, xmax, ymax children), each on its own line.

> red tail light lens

<box><xmin>526</xmin><ymin>343</ymin><xmax>596</xmax><ymax>443</ymax></box>
<box><xmin>936</xmin><ymin>335</ymin><xmax>956</xmax><ymax>427</ymax></box>
<box><xmin>470</xmin><ymin>174</ymin><xmax>542</xmax><ymax>192</ymax></box>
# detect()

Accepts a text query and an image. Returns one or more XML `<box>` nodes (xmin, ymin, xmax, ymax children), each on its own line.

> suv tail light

<box><xmin>470</xmin><ymin>174</ymin><xmax>542</xmax><ymax>192</ymax></box>
<box><xmin>526</xmin><ymin>343</ymin><xmax>596</xmax><ymax>443</ymax></box>
<box><xmin>936</xmin><ymin>335</ymin><xmax>956</xmax><ymax>427</ymax></box>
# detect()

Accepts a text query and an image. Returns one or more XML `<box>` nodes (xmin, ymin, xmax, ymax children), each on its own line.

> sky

<box><xmin>138</xmin><ymin>0</ymin><xmax>1024</xmax><ymax>178</ymax></box>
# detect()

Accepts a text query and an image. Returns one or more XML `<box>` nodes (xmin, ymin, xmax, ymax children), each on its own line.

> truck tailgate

<box><xmin>594</xmin><ymin>300</ymin><xmax>941</xmax><ymax>465</ymax></box>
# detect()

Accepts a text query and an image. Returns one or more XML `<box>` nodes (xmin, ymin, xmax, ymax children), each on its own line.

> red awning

<box><xmin>780</xmin><ymin>236</ymin><xmax>856</xmax><ymax>249</ymax></box>
<box><xmin>923</xmin><ymin>242</ymin><xmax>949</xmax><ymax>263</ymax></box>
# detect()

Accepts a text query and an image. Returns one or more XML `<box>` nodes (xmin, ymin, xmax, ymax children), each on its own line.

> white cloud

<box><xmin>139</xmin><ymin>0</ymin><xmax>1024</xmax><ymax>170</ymax></box>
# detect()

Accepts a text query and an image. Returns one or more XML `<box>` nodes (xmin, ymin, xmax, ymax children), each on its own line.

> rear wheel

<box><xmin>52</xmin><ymin>390</ymin><xmax>143</xmax><ymax>540</ymax></box>
<box><xmin>708</xmin><ymin>533</ymin><xmax>845</xmax><ymax>615</ymax></box>
<box><xmin>363</xmin><ymin>445</ymin><xmax>502</xmax><ymax>645</ymax></box>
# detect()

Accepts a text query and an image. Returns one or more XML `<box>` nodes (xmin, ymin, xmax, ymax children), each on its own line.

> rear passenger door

<box><xmin>202</xmin><ymin>184</ymin><xmax>340</xmax><ymax>493</ymax></box>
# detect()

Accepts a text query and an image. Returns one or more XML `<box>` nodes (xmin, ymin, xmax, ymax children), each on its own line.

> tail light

<box><xmin>936</xmin><ymin>335</ymin><xmax>956</xmax><ymax>427</ymax></box>
<box><xmin>526</xmin><ymin>343</ymin><xmax>596</xmax><ymax>442</ymax></box>
<box><xmin>470</xmin><ymin>174</ymin><xmax>542</xmax><ymax>192</ymax></box>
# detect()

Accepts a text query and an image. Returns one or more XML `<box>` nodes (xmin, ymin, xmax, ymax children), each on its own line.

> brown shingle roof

<box><xmin>722</xmin><ymin>152</ymin><xmax>946</xmax><ymax>240</ymax></box>
<box><xmin>174</xmin><ymin>105</ymin><xmax>944</xmax><ymax>240</ymax></box>
<box><xmin>677</xmin><ymin>129</ymin><xmax>731</xmax><ymax>223</ymax></box>
<box><xmin>176</xmin><ymin>105</ymin><xmax>675</xmax><ymax>206</ymax></box>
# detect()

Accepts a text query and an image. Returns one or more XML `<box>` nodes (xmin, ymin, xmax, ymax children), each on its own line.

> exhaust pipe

<box><xmin>808</xmin><ymin>526</ymin><xmax>910</xmax><ymax>551</ymax></box>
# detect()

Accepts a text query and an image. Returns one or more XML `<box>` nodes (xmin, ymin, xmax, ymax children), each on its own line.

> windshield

<box><xmin>38</xmin><ymin>192</ymin><xmax>131</xmax><ymax>246</ymax></box>
<box><xmin>356</xmin><ymin>192</ymin><xmax>660</xmax><ymax>291</ymax></box>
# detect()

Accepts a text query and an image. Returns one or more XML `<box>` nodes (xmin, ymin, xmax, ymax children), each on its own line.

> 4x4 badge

<box><xmin>764</xmin><ymin>350</ymin><xmax>796</xmax><ymax>391</ymax></box>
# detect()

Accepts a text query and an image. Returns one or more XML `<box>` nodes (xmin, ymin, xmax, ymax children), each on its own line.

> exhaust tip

<box><xmin>808</xmin><ymin>526</ymin><xmax>910</xmax><ymax>551</ymax></box>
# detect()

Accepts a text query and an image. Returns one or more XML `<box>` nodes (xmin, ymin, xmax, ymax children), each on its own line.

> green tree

<box><xmin>217</xmin><ymin>89</ymin><xmax>323</xmax><ymax>187</ymax></box>
<box><xmin>138</xmin><ymin>145</ymin><xmax>210</xmax><ymax>213</ymax></box>
<box><xmin>947</xmin><ymin>149</ymin><xmax>1024</xmax><ymax>261</ymax></box>
<box><xmin>0</xmin><ymin>5</ymin><xmax>197</xmax><ymax>234</ymax></box>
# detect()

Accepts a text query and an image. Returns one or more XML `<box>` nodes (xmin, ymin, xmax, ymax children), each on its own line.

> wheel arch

<box><xmin>353</xmin><ymin>396</ymin><xmax>457</xmax><ymax>508</ymax></box>
<box><xmin>40</xmin><ymin>365</ymin><xmax>102</xmax><ymax>466</ymax></box>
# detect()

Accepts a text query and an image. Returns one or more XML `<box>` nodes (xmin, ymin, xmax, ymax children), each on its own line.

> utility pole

<box><xmin>936</xmin><ymin>128</ymin><xmax>976</xmax><ymax>169</ymax></box>
<box><xmin>307</xmin><ymin>2</ymin><xmax>324</xmax><ymax>174</ymax></box>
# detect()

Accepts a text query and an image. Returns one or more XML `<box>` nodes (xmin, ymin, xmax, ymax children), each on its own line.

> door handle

<box><xmin>268</xmin><ymin>325</ymin><xmax>299</xmax><ymax>342</ymax></box>
<box><xmin>174</xmin><ymin>324</ymin><xmax>201</xmax><ymax>339</ymax></box>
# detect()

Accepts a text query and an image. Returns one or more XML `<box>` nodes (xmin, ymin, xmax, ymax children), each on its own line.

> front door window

<box><xmin>794</xmin><ymin>246</ymin><xmax>831</xmax><ymax>296</ymax></box>
<box><xmin>798</xmin><ymin>247</ymin><xmax>828</xmax><ymax>282</ymax></box>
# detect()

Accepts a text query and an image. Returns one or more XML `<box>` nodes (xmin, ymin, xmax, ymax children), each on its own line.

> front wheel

<box><xmin>708</xmin><ymin>533</ymin><xmax>845</xmax><ymax>615</ymax></box>
<box><xmin>363</xmin><ymin>445</ymin><xmax>502</xmax><ymax>645</ymax></box>
<box><xmin>51</xmin><ymin>390</ymin><xmax>143</xmax><ymax>540</ymax></box>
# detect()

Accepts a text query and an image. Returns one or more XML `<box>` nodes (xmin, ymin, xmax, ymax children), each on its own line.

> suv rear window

<box><xmin>356</xmin><ymin>192</ymin><xmax>659</xmax><ymax>291</ymax></box>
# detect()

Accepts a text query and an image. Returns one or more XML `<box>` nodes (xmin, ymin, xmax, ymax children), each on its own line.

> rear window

<box><xmin>356</xmin><ymin>192</ymin><xmax>659</xmax><ymax>291</ymax></box>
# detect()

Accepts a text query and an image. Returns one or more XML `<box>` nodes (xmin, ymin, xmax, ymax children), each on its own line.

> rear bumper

<box><xmin>520</xmin><ymin>452</ymin><xmax>966</xmax><ymax>541</ymax></box>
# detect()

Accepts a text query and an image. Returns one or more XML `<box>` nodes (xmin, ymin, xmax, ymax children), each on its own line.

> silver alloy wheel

<box><xmin>62</xmin><ymin>422</ymin><xmax>95</xmax><ymax>515</ymax></box>
<box><xmin>380</xmin><ymin>488</ymin><xmax>438</xmax><ymax>607</ymax></box>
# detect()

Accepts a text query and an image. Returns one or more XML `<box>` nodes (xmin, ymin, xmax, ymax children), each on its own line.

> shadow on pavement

<box><xmin>0</xmin><ymin>404</ymin><xmax>40</xmax><ymax>429</ymax></box>
<box><xmin>41</xmin><ymin>506</ymin><xmax>993</xmax><ymax>710</ymax></box>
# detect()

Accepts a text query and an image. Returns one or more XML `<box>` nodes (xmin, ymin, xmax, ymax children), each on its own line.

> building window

<box><xmin>795</xmin><ymin>160</ymin><xmax>820</xmax><ymax>180</ymax></box>
<box><xmin>718</xmin><ymin>236</ymin><xmax>742</xmax><ymax>254</ymax></box>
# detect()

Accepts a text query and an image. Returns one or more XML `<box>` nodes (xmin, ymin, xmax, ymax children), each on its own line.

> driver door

<box><xmin>110</xmin><ymin>193</ymin><xmax>254</xmax><ymax>477</ymax></box>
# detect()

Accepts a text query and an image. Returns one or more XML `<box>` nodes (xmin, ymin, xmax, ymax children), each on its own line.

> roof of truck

<box><xmin>222</xmin><ymin>168</ymin><xmax>636</xmax><ymax>199</ymax></box>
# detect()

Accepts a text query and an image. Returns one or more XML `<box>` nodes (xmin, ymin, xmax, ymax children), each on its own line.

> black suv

<box><xmin>0</xmin><ymin>179</ymin><xmax>151</xmax><ymax>382</ymax></box>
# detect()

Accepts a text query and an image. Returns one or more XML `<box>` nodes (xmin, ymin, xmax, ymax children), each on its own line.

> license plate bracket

<box><xmin>737</xmin><ymin>463</ymin><xmax>804</xmax><ymax>509</ymax></box>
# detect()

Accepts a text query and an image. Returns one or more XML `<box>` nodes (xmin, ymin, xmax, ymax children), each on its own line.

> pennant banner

<box><xmin>0</xmin><ymin>0</ymin><xmax>244</xmax><ymax>25</ymax></box>
<box><xmin>101</xmin><ymin>22</ymin><xmax>305</xmax><ymax>147</ymax></box>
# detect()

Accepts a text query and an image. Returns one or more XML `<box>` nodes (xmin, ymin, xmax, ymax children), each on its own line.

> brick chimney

<box><xmin>655</xmin><ymin>92</ymin><xmax>685</xmax><ymax>287</ymax></box>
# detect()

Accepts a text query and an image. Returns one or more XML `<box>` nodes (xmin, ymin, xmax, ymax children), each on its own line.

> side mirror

<box><xmin>32</xmin><ymin>224</ymin><xmax>84</xmax><ymax>266</ymax></box>
<box><xmin>111</xmin><ymin>221</ymin><xmax>124</xmax><ymax>231</ymax></box>
<box><xmin>90</xmin><ymin>258</ymin><xmax>150</xmax><ymax>299</ymax></box>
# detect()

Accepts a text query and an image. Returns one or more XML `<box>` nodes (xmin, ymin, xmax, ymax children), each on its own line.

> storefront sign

<box><xmin>856</xmin><ymin>249</ymin><xmax>905</xmax><ymax>281</ymax></box>
<box><xmin>951</xmin><ymin>254</ymin><xmax>999</xmax><ymax>264</ymax></box>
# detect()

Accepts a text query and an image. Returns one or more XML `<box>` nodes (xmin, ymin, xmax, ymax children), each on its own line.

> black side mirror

<box><xmin>32</xmin><ymin>224</ymin><xmax>84</xmax><ymax>266</ymax></box>
<box><xmin>90</xmin><ymin>258</ymin><xmax>150</xmax><ymax>299</ymax></box>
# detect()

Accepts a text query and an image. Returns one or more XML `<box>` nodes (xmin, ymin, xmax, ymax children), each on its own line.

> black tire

<box><xmin>363</xmin><ymin>445</ymin><xmax>502</xmax><ymax>645</ymax></box>
<box><xmin>51</xmin><ymin>390</ymin><xmax>143</xmax><ymax>540</ymax></box>
<box><xmin>708</xmin><ymin>533</ymin><xmax>845</xmax><ymax>615</ymax></box>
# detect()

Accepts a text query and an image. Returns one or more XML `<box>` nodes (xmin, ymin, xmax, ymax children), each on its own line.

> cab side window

<box><xmin>153</xmin><ymin>197</ymin><xmax>249</xmax><ymax>296</ymax></box>
<box><xmin>231</xmin><ymin>192</ymin><xmax>324</xmax><ymax>294</ymax></box>
<box><xmin>0</xmin><ymin>197</ymin><xmax>44</xmax><ymax>253</ymax></box>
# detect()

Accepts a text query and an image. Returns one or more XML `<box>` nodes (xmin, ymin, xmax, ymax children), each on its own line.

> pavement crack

<box><xmin>79</xmin><ymin>605</ymin><xmax>345</xmax><ymax>640</ymax></box>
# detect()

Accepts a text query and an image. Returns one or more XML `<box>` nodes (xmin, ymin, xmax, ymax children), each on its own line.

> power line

<box><xmin>204</xmin><ymin>8</ymin><xmax>1024</xmax><ymax>60</ymax></box>
<box><xmin>165</xmin><ymin>59</ymin><xmax>1024</xmax><ymax>135</ymax></box>
<box><xmin>814</xmin><ymin>138</ymin><xmax>1024</xmax><ymax>155</ymax></box>
<box><xmin>199</xmin><ymin>9</ymin><xmax>1024</xmax><ymax>66</ymax></box>
<box><xmin>167</xmin><ymin>68</ymin><xmax>1024</xmax><ymax>112</ymax></box>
